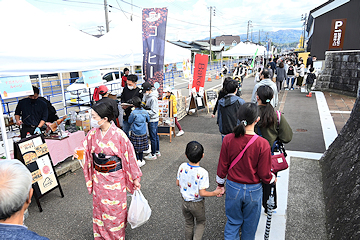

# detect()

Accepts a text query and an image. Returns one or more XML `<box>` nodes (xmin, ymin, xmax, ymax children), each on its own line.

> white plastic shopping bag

<box><xmin>127</xmin><ymin>189</ymin><xmax>151</xmax><ymax>229</ymax></box>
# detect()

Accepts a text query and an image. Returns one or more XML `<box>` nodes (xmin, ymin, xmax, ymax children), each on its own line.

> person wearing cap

<box><xmin>163</xmin><ymin>88</ymin><xmax>184</xmax><ymax>136</ymax></box>
<box><xmin>120</xmin><ymin>74</ymin><xmax>142</xmax><ymax>136</ymax></box>
<box><xmin>142</xmin><ymin>81</ymin><xmax>160</xmax><ymax>160</ymax></box>
<box><xmin>121</xmin><ymin>68</ymin><xmax>129</xmax><ymax>88</ymax></box>
<box><xmin>93</xmin><ymin>85</ymin><xmax>119</xmax><ymax>124</ymax></box>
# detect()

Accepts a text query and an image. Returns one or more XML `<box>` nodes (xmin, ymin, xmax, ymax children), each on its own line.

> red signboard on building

<box><xmin>192</xmin><ymin>54</ymin><xmax>208</xmax><ymax>92</ymax></box>
<box><xmin>329</xmin><ymin>18</ymin><xmax>347</xmax><ymax>50</ymax></box>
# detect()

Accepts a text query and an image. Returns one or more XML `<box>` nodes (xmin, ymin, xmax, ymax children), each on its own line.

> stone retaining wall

<box><xmin>316</xmin><ymin>50</ymin><xmax>360</xmax><ymax>97</ymax></box>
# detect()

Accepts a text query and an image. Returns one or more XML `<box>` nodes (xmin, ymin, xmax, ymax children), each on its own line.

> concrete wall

<box><xmin>316</xmin><ymin>50</ymin><xmax>360</xmax><ymax>97</ymax></box>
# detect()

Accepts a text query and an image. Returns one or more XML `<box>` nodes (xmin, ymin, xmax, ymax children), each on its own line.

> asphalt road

<box><xmin>24</xmin><ymin>75</ymin><xmax>327</xmax><ymax>239</ymax></box>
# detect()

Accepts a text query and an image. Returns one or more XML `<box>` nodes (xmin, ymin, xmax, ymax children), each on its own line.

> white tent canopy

<box><xmin>222</xmin><ymin>42</ymin><xmax>267</xmax><ymax>57</ymax></box>
<box><xmin>99</xmin><ymin>20</ymin><xmax>191</xmax><ymax>66</ymax></box>
<box><xmin>0</xmin><ymin>0</ymin><xmax>132</xmax><ymax>77</ymax></box>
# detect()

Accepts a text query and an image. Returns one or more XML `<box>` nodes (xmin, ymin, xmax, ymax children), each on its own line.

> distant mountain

<box><xmin>239</xmin><ymin>29</ymin><xmax>303</xmax><ymax>44</ymax></box>
<box><xmin>195</xmin><ymin>29</ymin><xmax>303</xmax><ymax>45</ymax></box>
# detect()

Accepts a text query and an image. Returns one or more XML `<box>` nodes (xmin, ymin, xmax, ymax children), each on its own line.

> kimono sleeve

<box><xmin>120</xmin><ymin>132</ymin><xmax>142</xmax><ymax>194</ymax></box>
<box><xmin>81</xmin><ymin>129</ymin><xmax>96</xmax><ymax>195</ymax></box>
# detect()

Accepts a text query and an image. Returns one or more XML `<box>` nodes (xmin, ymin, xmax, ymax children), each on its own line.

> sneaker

<box><xmin>290</xmin><ymin>88</ymin><xmax>294</xmax><ymax>90</ymax></box>
<box><xmin>285</xmin><ymin>88</ymin><xmax>289</xmax><ymax>91</ymax></box>
<box><xmin>144</xmin><ymin>144</ymin><xmax>151</xmax><ymax>154</ymax></box>
<box><xmin>144</xmin><ymin>154</ymin><xmax>157</xmax><ymax>160</ymax></box>
<box><xmin>137</xmin><ymin>160</ymin><xmax>146</xmax><ymax>167</ymax></box>
<box><xmin>176</xmin><ymin>130</ymin><xmax>185</xmax><ymax>137</ymax></box>
<box><xmin>155</xmin><ymin>151</ymin><xmax>161</xmax><ymax>157</ymax></box>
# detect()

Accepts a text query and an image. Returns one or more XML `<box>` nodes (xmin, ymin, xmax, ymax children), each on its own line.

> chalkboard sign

<box><xmin>14</xmin><ymin>134</ymin><xmax>64</xmax><ymax>212</ymax></box>
<box><xmin>205</xmin><ymin>90</ymin><xmax>218</xmax><ymax>113</ymax></box>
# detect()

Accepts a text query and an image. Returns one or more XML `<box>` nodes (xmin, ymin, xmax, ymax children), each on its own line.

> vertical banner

<box><xmin>250</xmin><ymin>48</ymin><xmax>258</xmax><ymax>68</ymax></box>
<box><xmin>142</xmin><ymin>8</ymin><xmax>168</xmax><ymax>97</ymax></box>
<box><xmin>329</xmin><ymin>19</ymin><xmax>347</xmax><ymax>50</ymax></box>
<box><xmin>192</xmin><ymin>54</ymin><xmax>208</xmax><ymax>92</ymax></box>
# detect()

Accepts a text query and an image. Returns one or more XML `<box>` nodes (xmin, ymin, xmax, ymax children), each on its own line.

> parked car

<box><xmin>65</xmin><ymin>71</ymin><xmax>123</xmax><ymax>105</ymax></box>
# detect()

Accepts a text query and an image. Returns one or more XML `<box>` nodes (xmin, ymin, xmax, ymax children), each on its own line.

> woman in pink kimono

<box><xmin>79</xmin><ymin>102</ymin><xmax>142</xmax><ymax>240</ymax></box>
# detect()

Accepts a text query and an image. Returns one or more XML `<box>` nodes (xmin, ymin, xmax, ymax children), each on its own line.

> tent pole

<box><xmin>0</xmin><ymin>103</ymin><xmax>11</xmax><ymax>160</ymax></box>
<box><xmin>60</xmin><ymin>73</ymin><xmax>67</xmax><ymax>115</ymax></box>
<box><xmin>38</xmin><ymin>74</ymin><xmax>43</xmax><ymax>96</ymax></box>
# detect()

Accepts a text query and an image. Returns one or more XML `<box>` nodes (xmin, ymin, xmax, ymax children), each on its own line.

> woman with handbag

<box><xmin>216</xmin><ymin>102</ymin><xmax>276</xmax><ymax>240</ymax></box>
<box><xmin>77</xmin><ymin>102</ymin><xmax>142</xmax><ymax>239</ymax></box>
<box><xmin>255</xmin><ymin>85</ymin><xmax>293</xmax><ymax>214</ymax></box>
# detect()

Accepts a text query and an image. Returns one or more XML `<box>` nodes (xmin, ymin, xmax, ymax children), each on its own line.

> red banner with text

<box><xmin>192</xmin><ymin>54</ymin><xmax>208</xmax><ymax>92</ymax></box>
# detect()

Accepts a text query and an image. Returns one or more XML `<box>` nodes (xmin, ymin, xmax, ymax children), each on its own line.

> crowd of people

<box><xmin>1</xmin><ymin>56</ymin><xmax>300</xmax><ymax>239</ymax></box>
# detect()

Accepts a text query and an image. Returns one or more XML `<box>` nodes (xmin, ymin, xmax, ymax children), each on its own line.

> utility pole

<box><xmin>209</xmin><ymin>6</ymin><xmax>212</xmax><ymax>61</ymax></box>
<box><xmin>104</xmin><ymin>0</ymin><xmax>110</xmax><ymax>32</ymax></box>
<box><xmin>131</xmin><ymin>0</ymin><xmax>133</xmax><ymax>21</ymax></box>
<box><xmin>251</xmin><ymin>25</ymin><xmax>253</xmax><ymax>42</ymax></box>
<box><xmin>208</xmin><ymin>6</ymin><xmax>215</xmax><ymax>61</ymax></box>
<box><xmin>246</xmin><ymin>20</ymin><xmax>252</xmax><ymax>41</ymax></box>
<box><xmin>301</xmin><ymin>13</ymin><xmax>308</xmax><ymax>49</ymax></box>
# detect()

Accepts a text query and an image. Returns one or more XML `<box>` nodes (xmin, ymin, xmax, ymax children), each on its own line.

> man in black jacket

<box><xmin>120</xmin><ymin>74</ymin><xmax>142</xmax><ymax>136</ymax></box>
<box><xmin>15</xmin><ymin>86</ymin><xmax>48</xmax><ymax>139</ymax></box>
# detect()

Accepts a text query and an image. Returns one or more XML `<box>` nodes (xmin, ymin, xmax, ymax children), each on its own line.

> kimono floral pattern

<box><xmin>81</xmin><ymin>123</ymin><xmax>142</xmax><ymax>239</ymax></box>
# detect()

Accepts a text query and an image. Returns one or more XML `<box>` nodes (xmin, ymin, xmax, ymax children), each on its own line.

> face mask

<box><xmin>128</xmin><ymin>85</ymin><xmax>134</xmax><ymax>90</ymax></box>
<box><xmin>91</xmin><ymin>118</ymin><xmax>103</xmax><ymax>128</ymax></box>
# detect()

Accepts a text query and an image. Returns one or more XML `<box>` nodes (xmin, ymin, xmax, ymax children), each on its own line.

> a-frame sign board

<box><xmin>187</xmin><ymin>92</ymin><xmax>206</xmax><ymax>116</ymax></box>
<box><xmin>14</xmin><ymin>134</ymin><xmax>64</xmax><ymax>212</ymax></box>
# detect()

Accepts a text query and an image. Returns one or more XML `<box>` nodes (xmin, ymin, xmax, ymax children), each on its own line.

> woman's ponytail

<box><xmin>233</xmin><ymin>103</ymin><xmax>258</xmax><ymax>138</ymax></box>
<box><xmin>257</xmin><ymin>86</ymin><xmax>276</xmax><ymax>128</ymax></box>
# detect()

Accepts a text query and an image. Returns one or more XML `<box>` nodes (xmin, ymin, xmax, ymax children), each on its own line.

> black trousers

<box><xmin>20</xmin><ymin>125</ymin><xmax>36</xmax><ymax>139</ymax></box>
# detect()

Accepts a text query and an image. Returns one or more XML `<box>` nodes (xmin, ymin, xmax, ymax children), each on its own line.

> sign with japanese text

<box><xmin>0</xmin><ymin>75</ymin><xmax>33</xmax><ymax>99</ymax></box>
<box><xmin>82</xmin><ymin>69</ymin><xmax>102</xmax><ymax>88</ymax></box>
<box><xmin>142</xmin><ymin>8</ymin><xmax>168</xmax><ymax>97</ymax></box>
<box><xmin>14</xmin><ymin>134</ymin><xmax>63</xmax><ymax>212</ymax></box>
<box><xmin>329</xmin><ymin>19</ymin><xmax>347</xmax><ymax>49</ymax></box>
<box><xmin>192</xmin><ymin>54</ymin><xmax>208</xmax><ymax>92</ymax></box>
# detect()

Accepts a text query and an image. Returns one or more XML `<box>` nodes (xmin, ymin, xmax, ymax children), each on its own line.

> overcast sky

<box><xmin>28</xmin><ymin>0</ymin><xmax>327</xmax><ymax>41</ymax></box>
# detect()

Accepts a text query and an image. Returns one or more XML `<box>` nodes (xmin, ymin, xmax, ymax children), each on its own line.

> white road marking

<box><xmin>315</xmin><ymin>91</ymin><xmax>338</xmax><ymax>149</ymax></box>
<box><xmin>329</xmin><ymin>110</ymin><xmax>351</xmax><ymax>114</ymax></box>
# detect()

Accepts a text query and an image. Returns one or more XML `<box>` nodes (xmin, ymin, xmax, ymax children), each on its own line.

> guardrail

<box><xmin>1</xmin><ymin>61</ymin><xmax>236</xmax><ymax>119</ymax></box>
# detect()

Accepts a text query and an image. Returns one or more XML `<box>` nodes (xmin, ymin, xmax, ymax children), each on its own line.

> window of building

<box><xmin>220</xmin><ymin>41</ymin><xmax>225</xmax><ymax>47</ymax></box>
<box><xmin>232</xmin><ymin>40</ymin><xmax>237</xmax><ymax>46</ymax></box>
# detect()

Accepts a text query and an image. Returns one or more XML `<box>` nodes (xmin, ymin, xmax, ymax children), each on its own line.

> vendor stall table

<box><xmin>45</xmin><ymin>131</ymin><xmax>85</xmax><ymax>165</ymax></box>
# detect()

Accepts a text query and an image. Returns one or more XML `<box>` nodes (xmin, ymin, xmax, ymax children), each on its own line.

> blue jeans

<box><xmin>148</xmin><ymin>122</ymin><xmax>159</xmax><ymax>155</ymax></box>
<box><xmin>286</xmin><ymin>76</ymin><xmax>295</xmax><ymax>89</ymax></box>
<box><xmin>224</xmin><ymin>180</ymin><xmax>262</xmax><ymax>240</ymax></box>
<box><xmin>122</xmin><ymin>120</ymin><xmax>130</xmax><ymax>137</ymax></box>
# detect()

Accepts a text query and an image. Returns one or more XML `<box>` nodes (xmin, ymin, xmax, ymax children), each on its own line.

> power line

<box><xmin>62</xmin><ymin>0</ymin><xmax>103</xmax><ymax>5</ymax></box>
<box><xmin>113</xmin><ymin>0</ymin><xmax>128</xmax><ymax>19</ymax></box>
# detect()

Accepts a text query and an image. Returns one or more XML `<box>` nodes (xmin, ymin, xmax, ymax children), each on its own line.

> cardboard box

<box><xmin>76</xmin><ymin>119</ymin><xmax>91</xmax><ymax>133</ymax></box>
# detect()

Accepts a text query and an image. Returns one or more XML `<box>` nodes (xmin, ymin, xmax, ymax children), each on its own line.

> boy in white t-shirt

<box><xmin>176</xmin><ymin>141</ymin><xmax>223</xmax><ymax>240</ymax></box>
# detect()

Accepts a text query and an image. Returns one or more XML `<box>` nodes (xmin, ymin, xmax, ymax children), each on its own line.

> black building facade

<box><xmin>306</xmin><ymin>0</ymin><xmax>360</xmax><ymax>60</ymax></box>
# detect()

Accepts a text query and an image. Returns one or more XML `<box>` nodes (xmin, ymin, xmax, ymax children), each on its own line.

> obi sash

<box><xmin>93</xmin><ymin>153</ymin><xmax>122</xmax><ymax>173</ymax></box>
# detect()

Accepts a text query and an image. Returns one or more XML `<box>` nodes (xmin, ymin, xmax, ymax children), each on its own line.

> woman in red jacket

<box><xmin>216</xmin><ymin>102</ymin><xmax>276</xmax><ymax>240</ymax></box>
